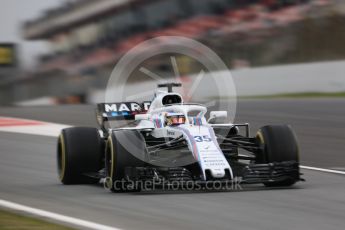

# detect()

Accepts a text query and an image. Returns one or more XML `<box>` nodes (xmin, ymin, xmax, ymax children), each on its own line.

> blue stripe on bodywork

<box><xmin>174</xmin><ymin>126</ymin><xmax>200</xmax><ymax>161</ymax></box>
<box><xmin>207</xmin><ymin>126</ymin><xmax>234</xmax><ymax>179</ymax></box>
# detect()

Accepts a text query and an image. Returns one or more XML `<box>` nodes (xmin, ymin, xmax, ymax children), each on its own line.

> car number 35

<box><xmin>194</xmin><ymin>135</ymin><xmax>212</xmax><ymax>142</ymax></box>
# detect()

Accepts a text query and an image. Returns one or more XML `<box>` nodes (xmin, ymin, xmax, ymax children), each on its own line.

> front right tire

<box><xmin>57</xmin><ymin>127</ymin><xmax>103</xmax><ymax>184</ymax></box>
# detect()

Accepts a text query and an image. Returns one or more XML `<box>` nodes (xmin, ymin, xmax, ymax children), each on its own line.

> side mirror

<box><xmin>135</xmin><ymin>114</ymin><xmax>151</xmax><ymax>121</ymax></box>
<box><xmin>208</xmin><ymin>111</ymin><xmax>227</xmax><ymax>123</ymax></box>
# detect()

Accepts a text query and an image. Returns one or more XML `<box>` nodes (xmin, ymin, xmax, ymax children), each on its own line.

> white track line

<box><xmin>300</xmin><ymin>165</ymin><xmax>345</xmax><ymax>175</ymax></box>
<box><xmin>0</xmin><ymin>199</ymin><xmax>122</xmax><ymax>230</ymax></box>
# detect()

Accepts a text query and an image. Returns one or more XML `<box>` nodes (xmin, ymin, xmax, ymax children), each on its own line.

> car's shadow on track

<box><xmin>51</xmin><ymin>182</ymin><xmax>303</xmax><ymax>196</ymax></box>
<box><xmin>115</xmin><ymin>185</ymin><xmax>303</xmax><ymax>196</ymax></box>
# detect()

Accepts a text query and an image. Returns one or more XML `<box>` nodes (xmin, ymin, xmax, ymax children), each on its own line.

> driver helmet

<box><xmin>165</xmin><ymin>112</ymin><xmax>186</xmax><ymax>126</ymax></box>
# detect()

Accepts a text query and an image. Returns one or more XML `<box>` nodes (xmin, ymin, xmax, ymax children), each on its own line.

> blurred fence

<box><xmin>4</xmin><ymin>59</ymin><xmax>345</xmax><ymax>106</ymax></box>
<box><xmin>88</xmin><ymin>60</ymin><xmax>345</xmax><ymax>103</ymax></box>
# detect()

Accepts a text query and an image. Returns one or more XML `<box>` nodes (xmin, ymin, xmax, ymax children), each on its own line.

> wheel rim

<box><xmin>105</xmin><ymin>136</ymin><xmax>115</xmax><ymax>179</ymax></box>
<box><xmin>255</xmin><ymin>130</ymin><xmax>267</xmax><ymax>163</ymax></box>
<box><xmin>256</xmin><ymin>130</ymin><xmax>265</xmax><ymax>144</ymax></box>
<box><xmin>57</xmin><ymin>134</ymin><xmax>65</xmax><ymax>180</ymax></box>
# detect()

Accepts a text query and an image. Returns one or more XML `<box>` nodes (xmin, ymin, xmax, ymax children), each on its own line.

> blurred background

<box><xmin>1</xmin><ymin>2</ymin><xmax>345</xmax><ymax>229</ymax></box>
<box><xmin>1</xmin><ymin>0</ymin><xmax>345</xmax><ymax>105</ymax></box>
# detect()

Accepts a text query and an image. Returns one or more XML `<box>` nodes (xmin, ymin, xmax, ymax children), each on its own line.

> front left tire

<box><xmin>105</xmin><ymin>130</ymin><xmax>146</xmax><ymax>192</ymax></box>
<box><xmin>256</xmin><ymin>125</ymin><xmax>300</xmax><ymax>187</ymax></box>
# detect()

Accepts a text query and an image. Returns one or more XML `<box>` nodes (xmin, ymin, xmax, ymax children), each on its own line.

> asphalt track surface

<box><xmin>1</xmin><ymin>98</ymin><xmax>345</xmax><ymax>230</ymax></box>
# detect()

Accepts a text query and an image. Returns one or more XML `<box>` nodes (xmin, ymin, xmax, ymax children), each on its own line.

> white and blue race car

<box><xmin>57</xmin><ymin>83</ymin><xmax>301</xmax><ymax>192</ymax></box>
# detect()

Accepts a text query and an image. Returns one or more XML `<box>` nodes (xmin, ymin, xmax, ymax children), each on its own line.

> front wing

<box><xmin>122</xmin><ymin>161</ymin><xmax>300</xmax><ymax>188</ymax></box>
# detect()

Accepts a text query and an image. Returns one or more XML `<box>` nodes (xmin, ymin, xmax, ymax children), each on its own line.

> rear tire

<box><xmin>256</xmin><ymin>125</ymin><xmax>299</xmax><ymax>187</ymax></box>
<box><xmin>57</xmin><ymin>127</ymin><xmax>103</xmax><ymax>184</ymax></box>
<box><xmin>105</xmin><ymin>130</ymin><xmax>146</xmax><ymax>192</ymax></box>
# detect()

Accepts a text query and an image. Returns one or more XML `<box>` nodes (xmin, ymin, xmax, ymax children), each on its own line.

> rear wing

<box><xmin>96</xmin><ymin>102</ymin><xmax>151</xmax><ymax>127</ymax></box>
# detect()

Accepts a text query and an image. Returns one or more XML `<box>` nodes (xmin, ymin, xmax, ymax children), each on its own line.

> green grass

<box><xmin>242</xmin><ymin>91</ymin><xmax>345</xmax><ymax>99</ymax></box>
<box><xmin>210</xmin><ymin>92</ymin><xmax>345</xmax><ymax>100</ymax></box>
<box><xmin>0</xmin><ymin>209</ymin><xmax>75</xmax><ymax>230</ymax></box>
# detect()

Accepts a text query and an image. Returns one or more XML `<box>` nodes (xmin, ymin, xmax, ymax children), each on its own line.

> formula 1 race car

<box><xmin>57</xmin><ymin>83</ymin><xmax>301</xmax><ymax>192</ymax></box>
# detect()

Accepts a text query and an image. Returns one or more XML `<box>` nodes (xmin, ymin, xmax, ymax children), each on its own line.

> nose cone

<box><xmin>210</xmin><ymin>168</ymin><xmax>226</xmax><ymax>178</ymax></box>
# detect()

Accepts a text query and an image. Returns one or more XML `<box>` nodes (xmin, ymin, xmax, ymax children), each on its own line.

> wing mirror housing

<box><xmin>208</xmin><ymin>111</ymin><xmax>227</xmax><ymax>123</ymax></box>
<box><xmin>135</xmin><ymin>114</ymin><xmax>151</xmax><ymax>121</ymax></box>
